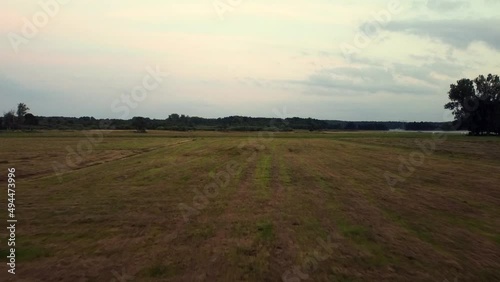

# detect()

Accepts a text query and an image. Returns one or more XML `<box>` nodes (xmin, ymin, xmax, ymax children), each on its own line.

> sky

<box><xmin>1</xmin><ymin>0</ymin><xmax>499</xmax><ymax>121</ymax></box>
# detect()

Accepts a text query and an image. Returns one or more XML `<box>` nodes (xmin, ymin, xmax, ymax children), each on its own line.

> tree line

<box><xmin>1</xmin><ymin>108</ymin><xmax>450</xmax><ymax>132</ymax></box>
<box><xmin>2</xmin><ymin>74</ymin><xmax>498</xmax><ymax>134</ymax></box>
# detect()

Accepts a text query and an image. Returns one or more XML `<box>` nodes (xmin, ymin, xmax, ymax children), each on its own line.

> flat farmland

<box><xmin>0</xmin><ymin>131</ymin><xmax>499</xmax><ymax>281</ymax></box>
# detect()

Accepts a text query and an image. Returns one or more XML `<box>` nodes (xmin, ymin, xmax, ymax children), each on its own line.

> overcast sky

<box><xmin>1</xmin><ymin>0</ymin><xmax>499</xmax><ymax>121</ymax></box>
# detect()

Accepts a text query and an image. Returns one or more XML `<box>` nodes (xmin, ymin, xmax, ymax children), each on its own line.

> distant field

<box><xmin>0</xmin><ymin>130</ymin><xmax>499</xmax><ymax>281</ymax></box>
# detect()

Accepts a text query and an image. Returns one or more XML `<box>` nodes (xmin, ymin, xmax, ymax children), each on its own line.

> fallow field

<box><xmin>0</xmin><ymin>130</ymin><xmax>499</xmax><ymax>281</ymax></box>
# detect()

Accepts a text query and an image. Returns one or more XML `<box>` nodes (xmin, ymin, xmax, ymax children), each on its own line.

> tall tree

<box><xmin>475</xmin><ymin>74</ymin><xmax>500</xmax><ymax>134</ymax></box>
<box><xmin>445</xmin><ymin>74</ymin><xmax>500</xmax><ymax>135</ymax></box>
<box><xmin>16</xmin><ymin>103</ymin><xmax>30</xmax><ymax>125</ymax></box>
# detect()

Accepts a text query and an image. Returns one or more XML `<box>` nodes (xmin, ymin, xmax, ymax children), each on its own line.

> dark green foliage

<box><xmin>345</xmin><ymin>122</ymin><xmax>358</xmax><ymax>130</ymax></box>
<box><xmin>24</xmin><ymin>113</ymin><xmax>39</xmax><ymax>126</ymax></box>
<box><xmin>0</xmin><ymin>102</ymin><xmax>455</xmax><ymax>132</ymax></box>
<box><xmin>445</xmin><ymin>74</ymin><xmax>500</xmax><ymax>135</ymax></box>
<box><xmin>405</xmin><ymin>122</ymin><xmax>442</xmax><ymax>131</ymax></box>
<box><xmin>132</xmin><ymin>116</ymin><xmax>148</xmax><ymax>132</ymax></box>
<box><xmin>2</xmin><ymin>110</ymin><xmax>16</xmax><ymax>130</ymax></box>
<box><xmin>17</xmin><ymin>103</ymin><xmax>30</xmax><ymax>124</ymax></box>
<box><xmin>0</xmin><ymin>113</ymin><xmax>454</xmax><ymax>132</ymax></box>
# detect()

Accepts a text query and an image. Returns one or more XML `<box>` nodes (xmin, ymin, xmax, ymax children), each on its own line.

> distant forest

<box><xmin>3</xmin><ymin>74</ymin><xmax>499</xmax><ymax>134</ymax></box>
<box><xmin>0</xmin><ymin>110</ymin><xmax>454</xmax><ymax>132</ymax></box>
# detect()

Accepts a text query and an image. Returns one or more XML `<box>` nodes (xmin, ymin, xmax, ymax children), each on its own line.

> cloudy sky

<box><xmin>1</xmin><ymin>0</ymin><xmax>499</xmax><ymax>121</ymax></box>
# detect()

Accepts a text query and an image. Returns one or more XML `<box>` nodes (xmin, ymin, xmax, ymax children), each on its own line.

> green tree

<box><xmin>24</xmin><ymin>113</ymin><xmax>39</xmax><ymax>127</ymax></box>
<box><xmin>168</xmin><ymin>113</ymin><xmax>180</xmax><ymax>121</ymax></box>
<box><xmin>16</xmin><ymin>103</ymin><xmax>30</xmax><ymax>124</ymax></box>
<box><xmin>3</xmin><ymin>110</ymin><xmax>16</xmax><ymax>130</ymax></box>
<box><xmin>132</xmin><ymin>116</ymin><xmax>147</xmax><ymax>133</ymax></box>
<box><xmin>445</xmin><ymin>74</ymin><xmax>500</xmax><ymax>135</ymax></box>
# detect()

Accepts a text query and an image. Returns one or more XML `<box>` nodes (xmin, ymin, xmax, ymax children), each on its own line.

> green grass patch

<box><xmin>255</xmin><ymin>154</ymin><xmax>272</xmax><ymax>199</ymax></box>
<box><xmin>141</xmin><ymin>263</ymin><xmax>177</xmax><ymax>278</ymax></box>
<box><xmin>337</xmin><ymin>219</ymin><xmax>395</xmax><ymax>267</ymax></box>
<box><xmin>279</xmin><ymin>155</ymin><xmax>291</xmax><ymax>185</ymax></box>
<box><xmin>256</xmin><ymin>220</ymin><xmax>274</xmax><ymax>242</ymax></box>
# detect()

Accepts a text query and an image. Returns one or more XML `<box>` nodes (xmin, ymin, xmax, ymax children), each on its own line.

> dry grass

<box><xmin>0</xmin><ymin>130</ymin><xmax>499</xmax><ymax>281</ymax></box>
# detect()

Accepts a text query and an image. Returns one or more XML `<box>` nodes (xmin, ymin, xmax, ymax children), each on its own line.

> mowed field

<box><xmin>0</xmin><ymin>130</ymin><xmax>499</xmax><ymax>281</ymax></box>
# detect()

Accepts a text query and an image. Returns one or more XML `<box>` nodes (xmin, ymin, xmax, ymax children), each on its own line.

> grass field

<box><xmin>0</xmin><ymin>130</ymin><xmax>499</xmax><ymax>281</ymax></box>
